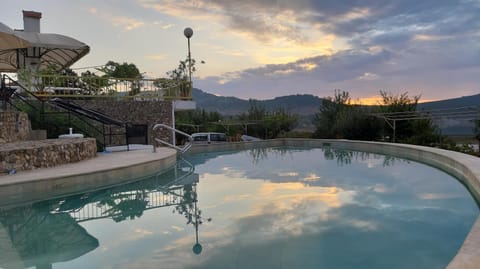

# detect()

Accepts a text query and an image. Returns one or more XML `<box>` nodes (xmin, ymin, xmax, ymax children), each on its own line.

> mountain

<box><xmin>192</xmin><ymin>88</ymin><xmax>322</xmax><ymax>116</ymax></box>
<box><xmin>418</xmin><ymin>94</ymin><xmax>480</xmax><ymax>136</ymax></box>
<box><xmin>195</xmin><ymin>88</ymin><xmax>480</xmax><ymax>115</ymax></box>
<box><xmin>192</xmin><ymin>88</ymin><xmax>249</xmax><ymax>115</ymax></box>
<box><xmin>418</xmin><ymin>94</ymin><xmax>480</xmax><ymax>110</ymax></box>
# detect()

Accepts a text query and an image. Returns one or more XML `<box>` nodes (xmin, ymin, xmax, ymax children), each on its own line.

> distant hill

<box><xmin>195</xmin><ymin>88</ymin><xmax>480</xmax><ymax>115</ymax></box>
<box><xmin>192</xmin><ymin>88</ymin><xmax>322</xmax><ymax>116</ymax></box>
<box><xmin>192</xmin><ymin>88</ymin><xmax>249</xmax><ymax>115</ymax></box>
<box><xmin>418</xmin><ymin>94</ymin><xmax>480</xmax><ymax>136</ymax></box>
<box><xmin>418</xmin><ymin>94</ymin><xmax>480</xmax><ymax>110</ymax></box>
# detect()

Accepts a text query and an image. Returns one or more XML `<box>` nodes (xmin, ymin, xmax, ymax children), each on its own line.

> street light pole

<box><xmin>183</xmin><ymin>27</ymin><xmax>193</xmax><ymax>87</ymax></box>
<box><xmin>170</xmin><ymin>27</ymin><xmax>194</xmax><ymax>147</ymax></box>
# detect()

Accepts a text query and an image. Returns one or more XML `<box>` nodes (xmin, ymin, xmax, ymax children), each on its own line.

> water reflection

<box><xmin>185</xmin><ymin>147</ymin><xmax>478</xmax><ymax>269</ymax></box>
<box><xmin>244</xmin><ymin>146</ymin><xmax>403</xmax><ymax>168</ymax></box>
<box><xmin>247</xmin><ymin>147</ymin><xmax>295</xmax><ymax>165</ymax></box>
<box><xmin>0</xmin><ymin>205</ymin><xmax>98</xmax><ymax>269</ymax></box>
<box><xmin>322</xmin><ymin>147</ymin><xmax>404</xmax><ymax>167</ymax></box>
<box><xmin>0</xmin><ymin>158</ymin><xmax>205</xmax><ymax>268</ymax></box>
<box><xmin>0</xmin><ymin>147</ymin><xmax>477</xmax><ymax>269</ymax></box>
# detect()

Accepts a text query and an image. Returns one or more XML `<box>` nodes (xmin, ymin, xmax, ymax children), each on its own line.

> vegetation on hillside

<box><xmin>175</xmin><ymin>100</ymin><xmax>299</xmax><ymax>140</ymax></box>
<box><xmin>312</xmin><ymin>90</ymin><xmax>381</xmax><ymax>140</ymax></box>
<box><xmin>313</xmin><ymin>90</ymin><xmax>442</xmax><ymax>146</ymax></box>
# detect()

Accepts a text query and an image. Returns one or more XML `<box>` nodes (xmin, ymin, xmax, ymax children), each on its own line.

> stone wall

<box><xmin>0</xmin><ymin>138</ymin><xmax>97</xmax><ymax>172</ymax></box>
<box><xmin>75</xmin><ymin>100</ymin><xmax>173</xmax><ymax>146</ymax></box>
<box><xmin>0</xmin><ymin>112</ymin><xmax>30</xmax><ymax>143</ymax></box>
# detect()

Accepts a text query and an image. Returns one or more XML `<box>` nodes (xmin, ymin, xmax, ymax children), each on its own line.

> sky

<box><xmin>1</xmin><ymin>0</ymin><xmax>480</xmax><ymax>103</ymax></box>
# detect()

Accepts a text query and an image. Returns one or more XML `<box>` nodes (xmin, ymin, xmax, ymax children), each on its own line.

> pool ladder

<box><xmin>152</xmin><ymin>123</ymin><xmax>193</xmax><ymax>153</ymax></box>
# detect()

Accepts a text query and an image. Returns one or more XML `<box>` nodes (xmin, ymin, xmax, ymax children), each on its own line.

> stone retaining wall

<box><xmin>75</xmin><ymin>100</ymin><xmax>173</xmax><ymax>145</ymax></box>
<box><xmin>0</xmin><ymin>112</ymin><xmax>30</xmax><ymax>144</ymax></box>
<box><xmin>0</xmin><ymin>138</ymin><xmax>97</xmax><ymax>172</ymax></box>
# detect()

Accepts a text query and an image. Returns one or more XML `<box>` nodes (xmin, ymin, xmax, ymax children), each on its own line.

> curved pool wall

<box><xmin>189</xmin><ymin>139</ymin><xmax>480</xmax><ymax>269</ymax></box>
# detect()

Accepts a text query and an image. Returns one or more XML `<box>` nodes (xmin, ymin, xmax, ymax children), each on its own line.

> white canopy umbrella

<box><xmin>0</xmin><ymin>29</ymin><xmax>89</xmax><ymax>72</ymax></box>
<box><xmin>0</xmin><ymin>22</ymin><xmax>29</xmax><ymax>50</ymax></box>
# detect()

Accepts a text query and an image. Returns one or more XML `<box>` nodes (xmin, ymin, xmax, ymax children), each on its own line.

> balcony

<box><xmin>13</xmin><ymin>73</ymin><xmax>193</xmax><ymax>101</ymax></box>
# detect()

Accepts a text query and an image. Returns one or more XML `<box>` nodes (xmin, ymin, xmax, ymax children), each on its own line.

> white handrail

<box><xmin>152</xmin><ymin>123</ymin><xmax>192</xmax><ymax>153</ymax></box>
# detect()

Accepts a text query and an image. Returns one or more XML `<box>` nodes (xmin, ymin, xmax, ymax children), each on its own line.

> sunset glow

<box><xmin>1</xmin><ymin>0</ymin><xmax>478</xmax><ymax>101</ymax></box>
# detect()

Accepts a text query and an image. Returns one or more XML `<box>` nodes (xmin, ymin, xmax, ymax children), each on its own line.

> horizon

<box><xmin>1</xmin><ymin>1</ymin><xmax>479</xmax><ymax>103</ymax></box>
<box><xmin>195</xmin><ymin>87</ymin><xmax>471</xmax><ymax>105</ymax></box>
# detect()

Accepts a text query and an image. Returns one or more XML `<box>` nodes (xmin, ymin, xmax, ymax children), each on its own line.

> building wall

<box><xmin>75</xmin><ymin>100</ymin><xmax>173</xmax><ymax>146</ymax></box>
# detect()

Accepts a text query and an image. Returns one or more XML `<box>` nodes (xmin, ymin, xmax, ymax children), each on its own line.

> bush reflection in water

<box><xmin>0</xmin><ymin>158</ymin><xmax>206</xmax><ymax>268</ymax></box>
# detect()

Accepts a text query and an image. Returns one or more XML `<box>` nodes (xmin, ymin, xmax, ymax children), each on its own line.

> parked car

<box><xmin>191</xmin><ymin>132</ymin><xmax>227</xmax><ymax>144</ymax></box>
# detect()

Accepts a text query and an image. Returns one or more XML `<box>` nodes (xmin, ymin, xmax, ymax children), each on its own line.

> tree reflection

<box><xmin>248</xmin><ymin>146</ymin><xmax>295</xmax><ymax>165</ymax></box>
<box><xmin>323</xmin><ymin>147</ymin><xmax>354</xmax><ymax>166</ymax></box>
<box><xmin>322</xmin><ymin>147</ymin><xmax>404</xmax><ymax>167</ymax></box>
<box><xmin>0</xmin><ymin>161</ymin><xmax>208</xmax><ymax>267</ymax></box>
<box><xmin>101</xmin><ymin>191</ymin><xmax>149</xmax><ymax>222</ymax></box>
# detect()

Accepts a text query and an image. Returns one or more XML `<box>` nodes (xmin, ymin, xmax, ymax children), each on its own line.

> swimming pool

<box><xmin>0</xmin><ymin>146</ymin><xmax>478</xmax><ymax>268</ymax></box>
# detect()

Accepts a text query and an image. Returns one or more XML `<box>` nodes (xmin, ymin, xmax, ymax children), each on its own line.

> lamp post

<box><xmin>171</xmin><ymin>28</ymin><xmax>193</xmax><ymax>147</ymax></box>
<box><xmin>183</xmin><ymin>27</ymin><xmax>193</xmax><ymax>87</ymax></box>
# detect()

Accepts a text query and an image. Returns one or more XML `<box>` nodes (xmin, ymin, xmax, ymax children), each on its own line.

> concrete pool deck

<box><xmin>0</xmin><ymin>146</ymin><xmax>177</xmax><ymax>207</ymax></box>
<box><xmin>0</xmin><ymin>139</ymin><xmax>479</xmax><ymax>268</ymax></box>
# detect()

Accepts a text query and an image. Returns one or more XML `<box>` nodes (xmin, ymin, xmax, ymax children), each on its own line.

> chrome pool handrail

<box><xmin>152</xmin><ymin>123</ymin><xmax>192</xmax><ymax>153</ymax></box>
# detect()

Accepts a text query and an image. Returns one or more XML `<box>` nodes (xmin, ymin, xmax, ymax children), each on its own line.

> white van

<box><xmin>191</xmin><ymin>132</ymin><xmax>227</xmax><ymax>144</ymax></box>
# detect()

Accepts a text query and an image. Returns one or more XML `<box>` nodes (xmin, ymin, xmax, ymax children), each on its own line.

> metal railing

<box><xmin>13</xmin><ymin>72</ymin><xmax>193</xmax><ymax>101</ymax></box>
<box><xmin>152</xmin><ymin>123</ymin><xmax>193</xmax><ymax>153</ymax></box>
<box><xmin>2</xmin><ymin>74</ymin><xmax>122</xmax><ymax>150</ymax></box>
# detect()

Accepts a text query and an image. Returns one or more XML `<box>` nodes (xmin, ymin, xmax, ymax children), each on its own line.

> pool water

<box><xmin>0</xmin><ymin>147</ymin><xmax>478</xmax><ymax>269</ymax></box>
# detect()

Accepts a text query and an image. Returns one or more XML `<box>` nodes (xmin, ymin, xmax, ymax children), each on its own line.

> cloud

<box><xmin>198</xmin><ymin>47</ymin><xmax>392</xmax><ymax>93</ymax></box>
<box><xmin>161</xmin><ymin>23</ymin><xmax>174</xmax><ymax>29</ymax></box>
<box><xmin>358</xmin><ymin>72</ymin><xmax>379</xmax><ymax>81</ymax></box>
<box><xmin>109</xmin><ymin>16</ymin><xmax>145</xmax><ymax>31</ymax></box>
<box><xmin>139</xmin><ymin>0</ymin><xmax>336</xmax><ymax>46</ymax></box>
<box><xmin>145</xmin><ymin>54</ymin><xmax>166</xmax><ymax>61</ymax></box>
<box><xmin>88</xmin><ymin>9</ymin><xmax>146</xmax><ymax>31</ymax></box>
<box><xmin>90</xmin><ymin>0</ymin><xmax>480</xmax><ymax>100</ymax></box>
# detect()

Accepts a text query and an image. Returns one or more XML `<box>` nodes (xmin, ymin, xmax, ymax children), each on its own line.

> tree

<box><xmin>97</xmin><ymin>61</ymin><xmax>142</xmax><ymax>95</ymax></box>
<box><xmin>167</xmin><ymin>58</ymin><xmax>196</xmax><ymax>82</ymax></box>
<box><xmin>313</xmin><ymin>90</ymin><xmax>351</xmax><ymax>138</ymax></box>
<box><xmin>265</xmin><ymin>108</ymin><xmax>298</xmax><ymax>138</ymax></box>
<box><xmin>98</xmin><ymin>61</ymin><xmax>141</xmax><ymax>79</ymax></box>
<box><xmin>154</xmin><ymin>58</ymin><xmax>197</xmax><ymax>98</ymax></box>
<box><xmin>379</xmin><ymin>91</ymin><xmax>420</xmax><ymax>113</ymax></box>
<box><xmin>313</xmin><ymin>90</ymin><xmax>382</xmax><ymax>140</ymax></box>
<box><xmin>79</xmin><ymin>70</ymin><xmax>110</xmax><ymax>95</ymax></box>
<box><xmin>379</xmin><ymin>91</ymin><xmax>440</xmax><ymax>145</ymax></box>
